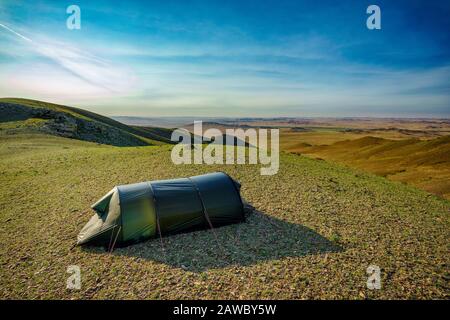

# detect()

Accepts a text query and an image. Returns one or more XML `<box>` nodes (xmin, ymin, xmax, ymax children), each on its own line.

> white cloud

<box><xmin>0</xmin><ymin>23</ymin><xmax>137</xmax><ymax>97</ymax></box>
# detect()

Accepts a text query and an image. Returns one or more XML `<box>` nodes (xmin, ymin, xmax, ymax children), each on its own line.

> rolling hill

<box><xmin>289</xmin><ymin>135</ymin><xmax>450</xmax><ymax>199</ymax></box>
<box><xmin>0</xmin><ymin>98</ymin><xmax>250</xmax><ymax>148</ymax></box>
<box><xmin>0</xmin><ymin>98</ymin><xmax>174</xmax><ymax>146</ymax></box>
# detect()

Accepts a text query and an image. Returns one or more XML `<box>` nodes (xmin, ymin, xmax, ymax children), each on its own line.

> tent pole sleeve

<box><xmin>188</xmin><ymin>178</ymin><xmax>215</xmax><ymax>230</ymax></box>
<box><xmin>147</xmin><ymin>182</ymin><xmax>166</xmax><ymax>260</ymax></box>
<box><xmin>188</xmin><ymin>178</ymin><xmax>230</xmax><ymax>261</ymax></box>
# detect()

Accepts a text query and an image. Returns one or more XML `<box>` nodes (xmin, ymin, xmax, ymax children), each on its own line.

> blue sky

<box><xmin>0</xmin><ymin>0</ymin><xmax>449</xmax><ymax>117</ymax></box>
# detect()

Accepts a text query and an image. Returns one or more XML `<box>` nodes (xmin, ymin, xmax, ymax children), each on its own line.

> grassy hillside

<box><xmin>131</xmin><ymin>125</ymin><xmax>174</xmax><ymax>142</ymax></box>
<box><xmin>289</xmin><ymin>135</ymin><xmax>450</xmax><ymax>199</ymax></box>
<box><xmin>0</xmin><ymin>133</ymin><xmax>448</xmax><ymax>299</ymax></box>
<box><xmin>0</xmin><ymin>98</ymin><xmax>173</xmax><ymax>146</ymax></box>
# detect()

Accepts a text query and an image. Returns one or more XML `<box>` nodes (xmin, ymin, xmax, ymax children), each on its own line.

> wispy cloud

<box><xmin>0</xmin><ymin>22</ymin><xmax>135</xmax><ymax>94</ymax></box>
<box><xmin>0</xmin><ymin>23</ymin><xmax>32</xmax><ymax>42</ymax></box>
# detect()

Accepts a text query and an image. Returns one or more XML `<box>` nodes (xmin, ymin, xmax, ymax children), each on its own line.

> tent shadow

<box><xmin>87</xmin><ymin>209</ymin><xmax>342</xmax><ymax>272</ymax></box>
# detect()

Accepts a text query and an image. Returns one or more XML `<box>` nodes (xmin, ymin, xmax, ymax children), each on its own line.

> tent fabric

<box><xmin>77</xmin><ymin>172</ymin><xmax>245</xmax><ymax>247</ymax></box>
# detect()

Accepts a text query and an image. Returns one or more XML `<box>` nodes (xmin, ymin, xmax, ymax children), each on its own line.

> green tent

<box><xmin>77</xmin><ymin>172</ymin><xmax>245</xmax><ymax>248</ymax></box>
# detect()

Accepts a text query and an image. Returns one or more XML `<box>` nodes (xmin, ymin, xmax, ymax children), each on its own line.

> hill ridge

<box><xmin>0</xmin><ymin>98</ymin><xmax>174</xmax><ymax>147</ymax></box>
<box><xmin>293</xmin><ymin>135</ymin><xmax>450</xmax><ymax>199</ymax></box>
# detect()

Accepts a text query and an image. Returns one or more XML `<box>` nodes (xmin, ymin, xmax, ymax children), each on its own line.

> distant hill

<box><xmin>307</xmin><ymin>135</ymin><xmax>450</xmax><ymax>168</ymax></box>
<box><xmin>0</xmin><ymin>98</ymin><xmax>174</xmax><ymax>146</ymax></box>
<box><xmin>292</xmin><ymin>135</ymin><xmax>450</xmax><ymax>199</ymax></box>
<box><xmin>0</xmin><ymin>98</ymin><xmax>254</xmax><ymax>148</ymax></box>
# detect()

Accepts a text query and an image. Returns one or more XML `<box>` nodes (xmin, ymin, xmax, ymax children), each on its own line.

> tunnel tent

<box><xmin>77</xmin><ymin>172</ymin><xmax>245</xmax><ymax>248</ymax></box>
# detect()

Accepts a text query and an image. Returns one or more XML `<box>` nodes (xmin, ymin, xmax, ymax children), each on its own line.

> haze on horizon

<box><xmin>0</xmin><ymin>0</ymin><xmax>449</xmax><ymax>118</ymax></box>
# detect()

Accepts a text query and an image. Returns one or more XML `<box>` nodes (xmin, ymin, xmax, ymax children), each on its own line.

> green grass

<box><xmin>0</xmin><ymin>133</ymin><xmax>448</xmax><ymax>299</ymax></box>
<box><xmin>0</xmin><ymin>118</ymin><xmax>48</xmax><ymax>131</ymax></box>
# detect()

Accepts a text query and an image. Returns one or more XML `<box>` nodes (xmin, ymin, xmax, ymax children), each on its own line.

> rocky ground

<box><xmin>0</xmin><ymin>134</ymin><xmax>448</xmax><ymax>299</ymax></box>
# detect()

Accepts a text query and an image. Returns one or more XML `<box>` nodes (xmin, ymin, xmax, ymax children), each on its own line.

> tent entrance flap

<box><xmin>91</xmin><ymin>188</ymin><xmax>115</xmax><ymax>216</ymax></box>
